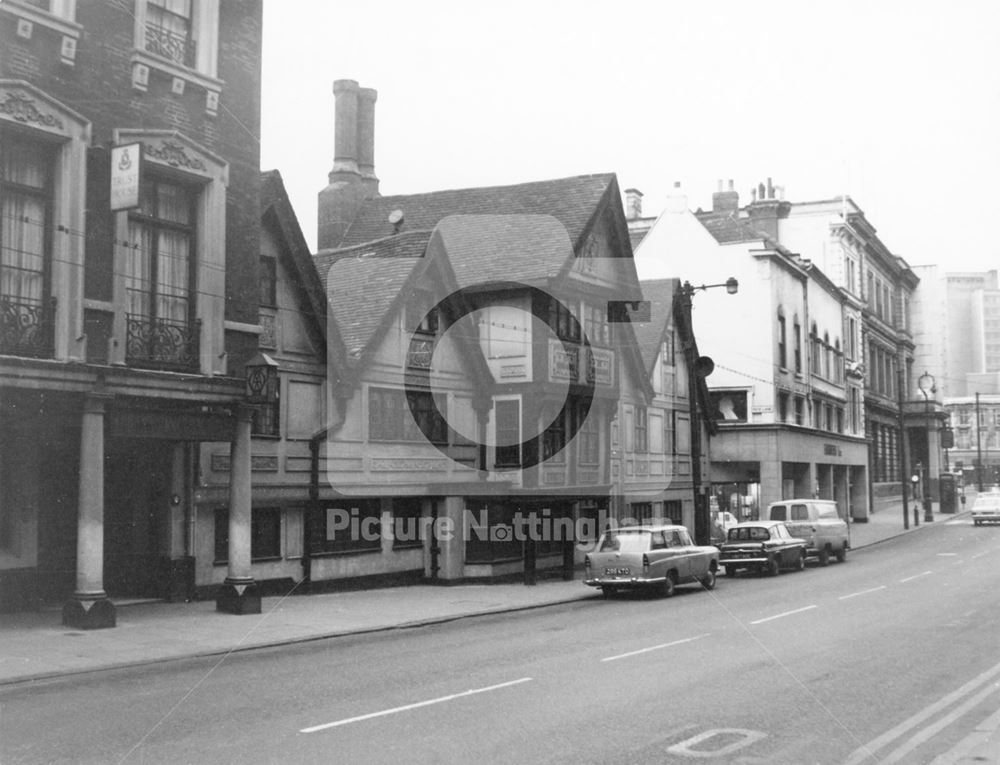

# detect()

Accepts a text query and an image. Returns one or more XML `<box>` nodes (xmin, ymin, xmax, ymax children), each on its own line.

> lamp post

<box><xmin>679</xmin><ymin>276</ymin><xmax>739</xmax><ymax>546</ymax></box>
<box><xmin>918</xmin><ymin>371</ymin><xmax>936</xmax><ymax>522</ymax></box>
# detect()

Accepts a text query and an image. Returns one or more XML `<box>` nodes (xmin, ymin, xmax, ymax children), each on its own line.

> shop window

<box><xmin>711</xmin><ymin>391</ymin><xmax>748</xmax><ymax>422</ymax></box>
<box><xmin>214</xmin><ymin>507</ymin><xmax>283</xmax><ymax>563</ymax></box>
<box><xmin>369</xmin><ymin>387</ymin><xmax>447</xmax><ymax>444</ymax></box>
<box><xmin>391</xmin><ymin>498</ymin><xmax>423</xmax><ymax>550</ymax></box>
<box><xmin>465</xmin><ymin>502</ymin><xmax>521</xmax><ymax>563</ymax></box>
<box><xmin>309</xmin><ymin>499</ymin><xmax>381</xmax><ymax>555</ymax></box>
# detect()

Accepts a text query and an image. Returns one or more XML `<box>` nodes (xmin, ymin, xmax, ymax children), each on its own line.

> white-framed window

<box><xmin>0</xmin><ymin>81</ymin><xmax>89</xmax><ymax>361</ymax></box>
<box><xmin>112</xmin><ymin>129</ymin><xmax>228</xmax><ymax>373</ymax></box>
<box><xmin>130</xmin><ymin>0</ymin><xmax>220</xmax><ymax>104</ymax></box>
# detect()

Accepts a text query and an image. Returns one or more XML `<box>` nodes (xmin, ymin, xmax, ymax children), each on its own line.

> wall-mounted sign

<box><xmin>110</xmin><ymin>143</ymin><xmax>142</xmax><ymax>211</ymax></box>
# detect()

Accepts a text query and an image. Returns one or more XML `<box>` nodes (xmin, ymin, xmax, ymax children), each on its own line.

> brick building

<box><xmin>0</xmin><ymin>0</ymin><xmax>264</xmax><ymax>622</ymax></box>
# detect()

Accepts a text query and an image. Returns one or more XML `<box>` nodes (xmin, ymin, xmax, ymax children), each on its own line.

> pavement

<box><xmin>0</xmin><ymin>501</ymin><xmax>975</xmax><ymax>688</ymax></box>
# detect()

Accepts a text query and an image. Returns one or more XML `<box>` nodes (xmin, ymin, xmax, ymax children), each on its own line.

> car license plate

<box><xmin>605</xmin><ymin>567</ymin><xmax>630</xmax><ymax>576</ymax></box>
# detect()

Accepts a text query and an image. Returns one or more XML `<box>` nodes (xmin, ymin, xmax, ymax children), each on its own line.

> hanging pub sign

<box><xmin>110</xmin><ymin>142</ymin><xmax>142</xmax><ymax>211</ymax></box>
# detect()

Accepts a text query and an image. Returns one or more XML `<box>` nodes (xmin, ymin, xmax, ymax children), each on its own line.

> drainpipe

<box><xmin>306</xmin><ymin>396</ymin><xmax>347</xmax><ymax>591</ymax></box>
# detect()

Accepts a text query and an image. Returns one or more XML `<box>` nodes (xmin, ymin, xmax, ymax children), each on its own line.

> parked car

<box><xmin>710</xmin><ymin>510</ymin><xmax>739</xmax><ymax>545</ymax></box>
<box><xmin>971</xmin><ymin>493</ymin><xmax>1000</xmax><ymax>526</ymax></box>
<box><xmin>719</xmin><ymin>521</ymin><xmax>808</xmax><ymax>577</ymax></box>
<box><xmin>584</xmin><ymin>524</ymin><xmax>720</xmax><ymax>598</ymax></box>
<box><xmin>765</xmin><ymin>499</ymin><xmax>849</xmax><ymax>565</ymax></box>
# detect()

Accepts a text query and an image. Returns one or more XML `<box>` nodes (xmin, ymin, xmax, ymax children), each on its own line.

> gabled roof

<box><xmin>338</xmin><ymin>174</ymin><xmax>619</xmax><ymax>250</ymax></box>
<box><xmin>314</xmin><ymin>230</ymin><xmax>434</xmax><ymax>361</ymax></box>
<box><xmin>632</xmin><ymin>278</ymin><xmax>680</xmax><ymax>372</ymax></box>
<box><xmin>260</xmin><ymin>170</ymin><xmax>335</xmax><ymax>359</ymax></box>
<box><xmin>433</xmin><ymin>214</ymin><xmax>575</xmax><ymax>288</ymax></box>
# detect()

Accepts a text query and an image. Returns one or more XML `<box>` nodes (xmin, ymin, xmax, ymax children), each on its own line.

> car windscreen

<box><xmin>599</xmin><ymin>531</ymin><xmax>650</xmax><ymax>553</ymax></box>
<box><xmin>727</xmin><ymin>527</ymin><xmax>771</xmax><ymax>542</ymax></box>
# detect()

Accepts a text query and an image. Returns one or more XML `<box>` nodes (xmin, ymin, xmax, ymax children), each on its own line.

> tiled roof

<box><xmin>633</xmin><ymin>279</ymin><xmax>680</xmax><ymax>372</ymax></box>
<box><xmin>314</xmin><ymin>231</ymin><xmax>433</xmax><ymax>358</ymax></box>
<box><xmin>337</xmin><ymin>173</ymin><xmax>617</xmax><ymax>249</ymax></box>
<box><xmin>432</xmin><ymin>214</ymin><xmax>573</xmax><ymax>288</ymax></box>
<box><xmin>695</xmin><ymin>210</ymin><xmax>769</xmax><ymax>244</ymax></box>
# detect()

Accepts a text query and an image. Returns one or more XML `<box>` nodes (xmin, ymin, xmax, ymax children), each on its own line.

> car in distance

<box><xmin>584</xmin><ymin>524</ymin><xmax>720</xmax><ymax>598</ymax></box>
<box><xmin>719</xmin><ymin>521</ymin><xmax>808</xmax><ymax>577</ymax></box>
<box><xmin>971</xmin><ymin>492</ymin><xmax>1000</xmax><ymax>526</ymax></box>
<box><xmin>765</xmin><ymin>499</ymin><xmax>849</xmax><ymax>565</ymax></box>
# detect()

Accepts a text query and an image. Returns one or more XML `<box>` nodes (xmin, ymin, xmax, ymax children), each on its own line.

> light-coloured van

<box><xmin>765</xmin><ymin>499</ymin><xmax>849</xmax><ymax>565</ymax></box>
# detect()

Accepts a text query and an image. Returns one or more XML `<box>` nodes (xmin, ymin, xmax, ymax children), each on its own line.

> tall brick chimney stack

<box><xmin>318</xmin><ymin>79</ymin><xmax>379</xmax><ymax>249</ymax></box>
<box><xmin>712</xmin><ymin>179</ymin><xmax>739</xmax><ymax>212</ymax></box>
<box><xmin>357</xmin><ymin>87</ymin><xmax>379</xmax><ymax>197</ymax></box>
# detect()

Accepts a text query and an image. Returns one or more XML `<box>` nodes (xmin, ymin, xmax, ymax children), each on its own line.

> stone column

<box><xmin>63</xmin><ymin>395</ymin><xmax>116</xmax><ymax>629</ymax></box>
<box><xmin>216</xmin><ymin>405</ymin><xmax>260</xmax><ymax>614</ymax></box>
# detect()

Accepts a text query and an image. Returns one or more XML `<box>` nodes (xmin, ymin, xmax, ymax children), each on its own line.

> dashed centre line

<box><xmin>900</xmin><ymin>571</ymin><xmax>932</xmax><ymax>583</ymax></box>
<box><xmin>839</xmin><ymin>585</ymin><xmax>887</xmax><ymax>601</ymax></box>
<box><xmin>299</xmin><ymin>677</ymin><xmax>533</xmax><ymax>733</ymax></box>
<box><xmin>601</xmin><ymin>633</ymin><xmax>710</xmax><ymax>662</ymax></box>
<box><xmin>750</xmin><ymin>605</ymin><xmax>817</xmax><ymax>625</ymax></box>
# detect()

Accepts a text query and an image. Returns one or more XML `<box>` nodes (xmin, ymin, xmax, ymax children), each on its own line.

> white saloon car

<box><xmin>584</xmin><ymin>524</ymin><xmax>720</xmax><ymax>598</ymax></box>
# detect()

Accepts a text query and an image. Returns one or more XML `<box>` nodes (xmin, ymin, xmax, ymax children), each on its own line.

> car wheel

<box><xmin>795</xmin><ymin>551</ymin><xmax>806</xmax><ymax>571</ymax></box>
<box><xmin>723</xmin><ymin>565</ymin><xmax>736</xmax><ymax>578</ymax></box>
<box><xmin>662</xmin><ymin>571</ymin><xmax>677</xmax><ymax>598</ymax></box>
<box><xmin>974</xmin><ymin>520</ymin><xmax>981</xmax><ymax>526</ymax></box>
<box><xmin>700</xmin><ymin>568</ymin><xmax>717</xmax><ymax>591</ymax></box>
<box><xmin>601</xmin><ymin>587</ymin><xmax>616</xmax><ymax>599</ymax></box>
<box><xmin>836</xmin><ymin>544</ymin><xmax>848</xmax><ymax>563</ymax></box>
<box><xmin>818</xmin><ymin>547</ymin><xmax>831</xmax><ymax>566</ymax></box>
<box><xmin>766</xmin><ymin>557</ymin><xmax>780</xmax><ymax>577</ymax></box>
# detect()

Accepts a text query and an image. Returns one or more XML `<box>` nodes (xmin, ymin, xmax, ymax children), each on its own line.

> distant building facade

<box><xmin>632</xmin><ymin>181</ymin><xmax>869</xmax><ymax>522</ymax></box>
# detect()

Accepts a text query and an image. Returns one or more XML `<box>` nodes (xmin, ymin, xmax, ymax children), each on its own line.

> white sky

<box><xmin>260</xmin><ymin>0</ymin><xmax>1000</xmax><ymax>273</ymax></box>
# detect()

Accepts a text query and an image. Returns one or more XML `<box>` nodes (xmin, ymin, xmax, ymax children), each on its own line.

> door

<box><xmin>104</xmin><ymin>440</ymin><xmax>172</xmax><ymax>598</ymax></box>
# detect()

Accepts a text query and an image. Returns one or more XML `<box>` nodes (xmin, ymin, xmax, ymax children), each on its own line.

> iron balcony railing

<box><xmin>0</xmin><ymin>295</ymin><xmax>55</xmax><ymax>359</ymax></box>
<box><xmin>144</xmin><ymin>22</ymin><xmax>196</xmax><ymax>68</ymax></box>
<box><xmin>126</xmin><ymin>314</ymin><xmax>200</xmax><ymax>371</ymax></box>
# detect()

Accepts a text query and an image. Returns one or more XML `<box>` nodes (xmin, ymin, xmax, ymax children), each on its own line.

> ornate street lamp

<box><xmin>679</xmin><ymin>277</ymin><xmax>739</xmax><ymax>545</ymax></box>
<box><xmin>245</xmin><ymin>352</ymin><xmax>280</xmax><ymax>405</ymax></box>
<box><xmin>917</xmin><ymin>371</ymin><xmax>936</xmax><ymax>522</ymax></box>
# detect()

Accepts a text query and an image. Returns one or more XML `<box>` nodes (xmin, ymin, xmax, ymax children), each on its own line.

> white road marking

<box><xmin>749</xmin><ymin>605</ymin><xmax>817</xmax><ymax>625</ymax></box>
<box><xmin>971</xmin><ymin>551</ymin><xmax>989</xmax><ymax>559</ymax></box>
<box><xmin>880</xmin><ymin>681</ymin><xmax>1000</xmax><ymax>763</ymax></box>
<box><xmin>667</xmin><ymin>728</ymin><xmax>767</xmax><ymax>758</ymax></box>
<box><xmin>899</xmin><ymin>571</ymin><xmax>932</xmax><ymax>583</ymax></box>
<box><xmin>299</xmin><ymin>677</ymin><xmax>533</xmax><ymax>733</ymax></box>
<box><xmin>844</xmin><ymin>658</ymin><xmax>1000</xmax><ymax>765</ymax></box>
<box><xmin>600</xmin><ymin>633</ymin><xmax>710</xmax><ymax>662</ymax></box>
<box><xmin>937</xmin><ymin>552</ymin><xmax>958</xmax><ymax>557</ymax></box>
<box><xmin>838</xmin><ymin>585</ymin><xmax>887</xmax><ymax>601</ymax></box>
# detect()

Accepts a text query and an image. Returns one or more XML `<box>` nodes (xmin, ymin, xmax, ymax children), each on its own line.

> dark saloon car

<box><xmin>719</xmin><ymin>521</ymin><xmax>807</xmax><ymax>577</ymax></box>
